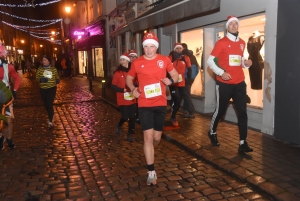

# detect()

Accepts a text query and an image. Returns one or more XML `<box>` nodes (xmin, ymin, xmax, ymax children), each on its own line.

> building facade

<box><xmin>103</xmin><ymin>0</ymin><xmax>287</xmax><ymax>143</ymax></box>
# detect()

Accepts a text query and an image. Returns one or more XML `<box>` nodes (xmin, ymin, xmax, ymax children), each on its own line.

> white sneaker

<box><xmin>147</xmin><ymin>170</ymin><xmax>157</xmax><ymax>185</ymax></box>
<box><xmin>48</xmin><ymin>121</ymin><xmax>53</xmax><ymax>129</ymax></box>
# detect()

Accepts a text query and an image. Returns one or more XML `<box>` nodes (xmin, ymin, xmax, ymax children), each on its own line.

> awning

<box><xmin>77</xmin><ymin>34</ymin><xmax>105</xmax><ymax>51</ymax></box>
<box><xmin>129</xmin><ymin>0</ymin><xmax>220</xmax><ymax>33</ymax></box>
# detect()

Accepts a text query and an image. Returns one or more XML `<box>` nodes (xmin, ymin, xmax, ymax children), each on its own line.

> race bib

<box><xmin>178</xmin><ymin>74</ymin><xmax>183</xmax><ymax>83</ymax></box>
<box><xmin>124</xmin><ymin>92</ymin><xmax>134</xmax><ymax>100</ymax></box>
<box><xmin>144</xmin><ymin>83</ymin><xmax>162</xmax><ymax>98</ymax></box>
<box><xmin>43</xmin><ymin>70</ymin><xmax>53</xmax><ymax>78</ymax></box>
<box><xmin>229</xmin><ymin>55</ymin><xmax>241</xmax><ymax>66</ymax></box>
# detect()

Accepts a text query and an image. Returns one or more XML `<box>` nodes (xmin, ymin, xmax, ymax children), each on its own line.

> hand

<box><xmin>244</xmin><ymin>59</ymin><xmax>252</xmax><ymax>67</ymax></box>
<box><xmin>56</xmin><ymin>79</ymin><xmax>60</xmax><ymax>84</ymax></box>
<box><xmin>132</xmin><ymin>87</ymin><xmax>141</xmax><ymax>98</ymax></box>
<box><xmin>160</xmin><ymin>78</ymin><xmax>173</xmax><ymax>85</ymax></box>
<box><xmin>40</xmin><ymin>78</ymin><xmax>48</xmax><ymax>83</ymax></box>
<box><xmin>12</xmin><ymin>90</ymin><xmax>17</xmax><ymax>99</ymax></box>
<box><xmin>221</xmin><ymin>72</ymin><xmax>232</xmax><ymax>81</ymax></box>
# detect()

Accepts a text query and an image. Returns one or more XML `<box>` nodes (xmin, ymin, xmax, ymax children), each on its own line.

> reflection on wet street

<box><xmin>0</xmin><ymin>75</ymin><xmax>271</xmax><ymax>200</ymax></box>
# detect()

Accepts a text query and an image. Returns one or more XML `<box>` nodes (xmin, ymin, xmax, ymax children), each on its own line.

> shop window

<box><xmin>78</xmin><ymin>51</ymin><xmax>87</xmax><ymax>74</ymax></box>
<box><xmin>92</xmin><ymin>47</ymin><xmax>104</xmax><ymax>77</ymax></box>
<box><xmin>180</xmin><ymin>29</ymin><xmax>204</xmax><ymax>96</ymax></box>
<box><xmin>238</xmin><ymin>14</ymin><xmax>265</xmax><ymax>108</ymax></box>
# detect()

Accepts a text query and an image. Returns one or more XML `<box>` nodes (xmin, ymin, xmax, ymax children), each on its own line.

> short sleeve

<box><xmin>127</xmin><ymin>62</ymin><xmax>137</xmax><ymax>78</ymax></box>
<box><xmin>210</xmin><ymin>40</ymin><xmax>223</xmax><ymax>58</ymax></box>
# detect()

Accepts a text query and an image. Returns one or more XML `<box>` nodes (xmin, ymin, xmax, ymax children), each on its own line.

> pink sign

<box><xmin>73</xmin><ymin>31</ymin><xmax>85</xmax><ymax>36</ymax></box>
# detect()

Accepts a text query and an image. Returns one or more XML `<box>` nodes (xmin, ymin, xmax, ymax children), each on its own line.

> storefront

<box><xmin>75</xmin><ymin>20</ymin><xmax>106</xmax><ymax>78</ymax></box>
<box><xmin>107</xmin><ymin>0</ymin><xmax>279</xmax><ymax>140</ymax></box>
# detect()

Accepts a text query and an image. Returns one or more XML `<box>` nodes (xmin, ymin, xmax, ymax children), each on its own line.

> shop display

<box><xmin>247</xmin><ymin>30</ymin><xmax>265</xmax><ymax>90</ymax></box>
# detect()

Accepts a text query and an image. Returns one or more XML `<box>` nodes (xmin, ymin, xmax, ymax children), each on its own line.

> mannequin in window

<box><xmin>247</xmin><ymin>30</ymin><xmax>265</xmax><ymax>89</ymax></box>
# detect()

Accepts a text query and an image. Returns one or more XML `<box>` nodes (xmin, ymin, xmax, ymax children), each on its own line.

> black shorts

<box><xmin>139</xmin><ymin>106</ymin><xmax>166</xmax><ymax>131</ymax></box>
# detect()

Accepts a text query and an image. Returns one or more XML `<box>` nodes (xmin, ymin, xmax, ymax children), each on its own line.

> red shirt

<box><xmin>211</xmin><ymin>36</ymin><xmax>246</xmax><ymax>84</ymax></box>
<box><xmin>168</xmin><ymin>55</ymin><xmax>191</xmax><ymax>87</ymax></box>
<box><xmin>0</xmin><ymin>63</ymin><xmax>21</xmax><ymax>91</ymax></box>
<box><xmin>128</xmin><ymin>54</ymin><xmax>174</xmax><ymax>107</ymax></box>
<box><xmin>112</xmin><ymin>70</ymin><xmax>136</xmax><ymax>106</ymax></box>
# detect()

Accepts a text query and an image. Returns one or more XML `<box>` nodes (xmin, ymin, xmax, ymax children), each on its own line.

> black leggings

<box><xmin>118</xmin><ymin>104</ymin><xmax>136</xmax><ymax>134</ymax></box>
<box><xmin>210</xmin><ymin>81</ymin><xmax>248</xmax><ymax>140</ymax></box>
<box><xmin>169</xmin><ymin>86</ymin><xmax>184</xmax><ymax>119</ymax></box>
<box><xmin>40</xmin><ymin>86</ymin><xmax>57</xmax><ymax>122</ymax></box>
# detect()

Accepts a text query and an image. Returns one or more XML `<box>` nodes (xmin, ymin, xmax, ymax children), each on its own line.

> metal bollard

<box><xmin>101</xmin><ymin>80</ymin><xmax>106</xmax><ymax>97</ymax></box>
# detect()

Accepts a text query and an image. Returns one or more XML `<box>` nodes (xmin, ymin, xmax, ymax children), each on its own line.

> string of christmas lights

<box><xmin>0</xmin><ymin>0</ymin><xmax>61</xmax><ymax>8</ymax></box>
<box><xmin>0</xmin><ymin>10</ymin><xmax>61</xmax><ymax>22</ymax></box>
<box><xmin>3</xmin><ymin>20</ymin><xmax>61</xmax><ymax>29</ymax></box>
<box><xmin>2</xmin><ymin>21</ymin><xmax>61</xmax><ymax>44</ymax></box>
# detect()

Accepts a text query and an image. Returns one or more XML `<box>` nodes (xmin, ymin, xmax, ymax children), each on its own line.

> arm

<box><xmin>207</xmin><ymin>55</ymin><xmax>225</xmax><ymax>76</ymax></box>
<box><xmin>126</xmin><ymin>75</ymin><xmax>140</xmax><ymax>98</ymax></box>
<box><xmin>161</xmin><ymin>68</ymin><xmax>179</xmax><ymax>85</ymax></box>
<box><xmin>8</xmin><ymin>65</ymin><xmax>21</xmax><ymax>91</ymax></box>
<box><xmin>111</xmin><ymin>84</ymin><xmax>125</xmax><ymax>93</ymax></box>
<box><xmin>185</xmin><ymin>56</ymin><xmax>192</xmax><ymax>79</ymax></box>
<box><xmin>242</xmin><ymin>57</ymin><xmax>252</xmax><ymax>68</ymax></box>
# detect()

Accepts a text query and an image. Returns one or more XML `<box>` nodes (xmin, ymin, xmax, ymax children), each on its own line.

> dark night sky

<box><xmin>10</xmin><ymin>0</ymin><xmax>62</xmax><ymax>31</ymax></box>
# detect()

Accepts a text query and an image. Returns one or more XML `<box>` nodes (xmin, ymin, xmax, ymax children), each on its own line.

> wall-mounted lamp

<box><xmin>65</xmin><ymin>6</ymin><xmax>71</xmax><ymax>13</ymax></box>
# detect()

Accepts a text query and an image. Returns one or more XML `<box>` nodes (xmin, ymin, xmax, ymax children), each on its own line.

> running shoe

<box><xmin>147</xmin><ymin>170</ymin><xmax>157</xmax><ymax>185</ymax></box>
<box><xmin>6</xmin><ymin>139</ymin><xmax>15</xmax><ymax>149</ymax></box>
<box><xmin>170</xmin><ymin>117</ymin><xmax>179</xmax><ymax>126</ymax></box>
<box><xmin>48</xmin><ymin>121</ymin><xmax>53</xmax><ymax>129</ymax></box>
<box><xmin>0</xmin><ymin>136</ymin><xmax>4</xmax><ymax>150</ymax></box>
<box><xmin>116</xmin><ymin>124</ymin><xmax>121</xmax><ymax>135</ymax></box>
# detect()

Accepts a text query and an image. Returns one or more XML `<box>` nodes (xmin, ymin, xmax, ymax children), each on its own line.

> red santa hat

<box><xmin>173</xmin><ymin>42</ymin><xmax>183</xmax><ymax>51</ymax></box>
<box><xmin>120</xmin><ymin>52</ymin><xmax>130</xmax><ymax>62</ymax></box>
<box><xmin>0</xmin><ymin>42</ymin><xmax>7</xmax><ymax>57</ymax></box>
<box><xmin>128</xmin><ymin>49</ymin><xmax>137</xmax><ymax>57</ymax></box>
<box><xmin>142</xmin><ymin>32</ymin><xmax>159</xmax><ymax>48</ymax></box>
<box><xmin>226</xmin><ymin>15</ymin><xmax>239</xmax><ymax>29</ymax></box>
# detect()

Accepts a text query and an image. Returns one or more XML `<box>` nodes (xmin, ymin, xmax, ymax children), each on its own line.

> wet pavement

<box><xmin>0</xmin><ymin>72</ymin><xmax>298</xmax><ymax>200</ymax></box>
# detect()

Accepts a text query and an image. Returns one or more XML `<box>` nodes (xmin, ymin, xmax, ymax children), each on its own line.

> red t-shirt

<box><xmin>112</xmin><ymin>70</ymin><xmax>136</xmax><ymax>106</ymax></box>
<box><xmin>168</xmin><ymin>55</ymin><xmax>191</xmax><ymax>87</ymax></box>
<box><xmin>128</xmin><ymin>54</ymin><xmax>174</xmax><ymax>107</ymax></box>
<box><xmin>211</xmin><ymin>36</ymin><xmax>246</xmax><ymax>84</ymax></box>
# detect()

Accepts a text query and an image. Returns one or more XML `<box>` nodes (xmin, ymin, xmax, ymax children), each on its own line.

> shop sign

<box><xmin>73</xmin><ymin>30</ymin><xmax>86</xmax><ymax>36</ymax></box>
<box><xmin>137</xmin><ymin>0</ymin><xmax>151</xmax><ymax>17</ymax></box>
<box><xmin>125</xmin><ymin>8</ymin><xmax>136</xmax><ymax>23</ymax></box>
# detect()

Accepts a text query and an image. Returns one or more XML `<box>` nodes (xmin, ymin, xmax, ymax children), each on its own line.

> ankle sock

<box><xmin>147</xmin><ymin>164</ymin><xmax>154</xmax><ymax>171</ymax></box>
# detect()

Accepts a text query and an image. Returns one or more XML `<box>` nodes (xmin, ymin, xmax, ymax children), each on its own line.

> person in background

<box><xmin>128</xmin><ymin>49</ymin><xmax>140</xmax><ymax>124</ymax></box>
<box><xmin>128</xmin><ymin>49</ymin><xmax>138</xmax><ymax>62</ymax></box>
<box><xmin>111</xmin><ymin>52</ymin><xmax>136</xmax><ymax>142</ymax></box>
<box><xmin>13</xmin><ymin>60</ymin><xmax>19</xmax><ymax>72</ymax></box>
<box><xmin>21</xmin><ymin>59</ymin><xmax>26</xmax><ymax>74</ymax></box>
<box><xmin>25</xmin><ymin>59</ymin><xmax>32</xmax><ymax>77</ymax></box>
<box><xmin>126</xmin><ymin>32</ymin><xmax>178</xmax><ymax>185</ymax></box>
<box><xmin>181</xmin><ymin>43</ymin><xmax>197</xmax><ymax>118</ymax></box>
<box><xmin>66</xmin><ymin>57</ymin><xmax>73</xmax><ymax>78</ymax></box>
<box><xmin>168</xmin><ymin>42</ymin><xmax>192</xmax><ymax>126</ymax></box>
<box><xmin>36</xmin><ymin>55</ymin><xmax>60</xmax><ymax>129</ymax></box>
<box><xmin>207</xmin><ymin>15</ymin><xmax>253</xmax><ymax>152</ymax></box>
<box><xmin>0</xmin><ymin>43</ymin><xmax>21</xmax><ymax>150</ymax></box>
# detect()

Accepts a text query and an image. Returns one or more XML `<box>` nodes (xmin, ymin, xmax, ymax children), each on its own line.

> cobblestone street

<box><xmin>0</xmin><ymin>74</ymin><xmax>273</xmax><ymax>201</ymax></box>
